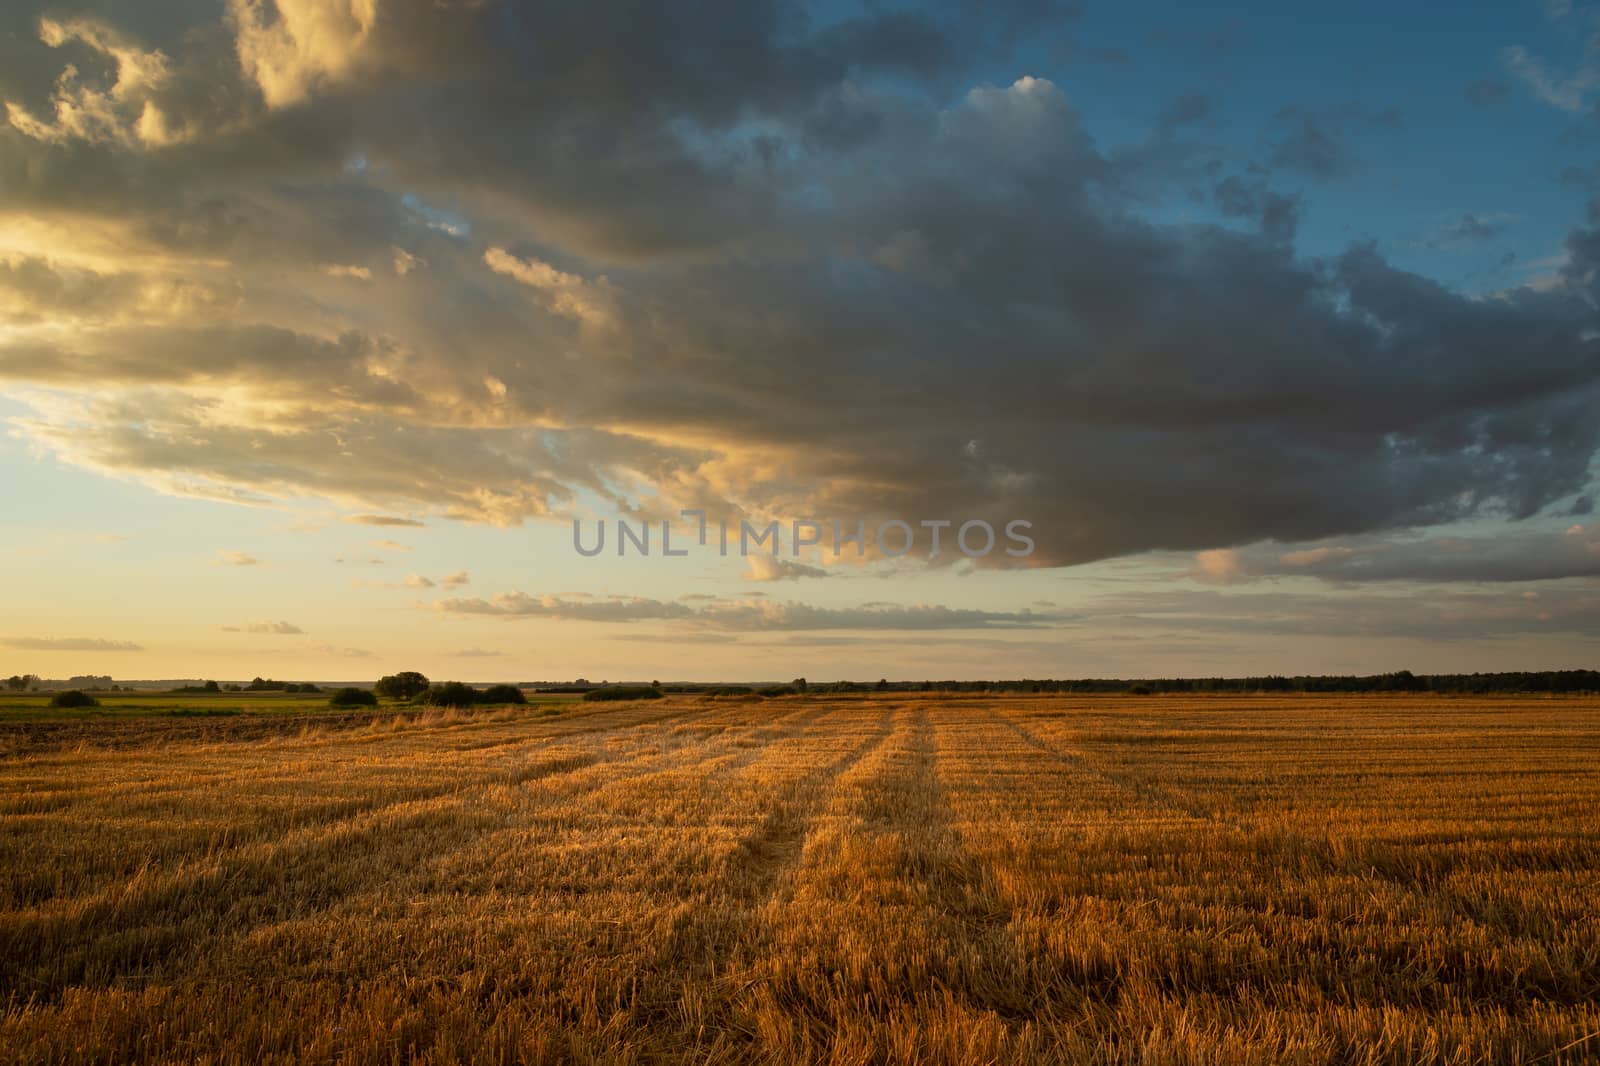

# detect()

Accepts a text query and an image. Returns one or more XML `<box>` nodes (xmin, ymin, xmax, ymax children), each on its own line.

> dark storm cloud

<box><xmin>1213</xmin><ymin>175</ymin><xmax>1299</xmax><ymax>243</ymax></box>
<box><xmin>1</xmin><ymin>1</ymin><xmax>1598</xmax><ymax>569</ymax></box>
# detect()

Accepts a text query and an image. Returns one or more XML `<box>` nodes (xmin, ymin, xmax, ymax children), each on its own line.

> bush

<box><xmin>757</xmin><ymin>684</ymin><xmax>797</xmax><ymax>697</ymax></box>
<box><xmin>583</xmin><ymin>685</ymin><xmax>664</xmax><ymax>702</ymax></box>
<box><xmin>478</xmin><ymin>684</ymin><xmax>526</xmax><ymax>705</ymax></box>
<box><xmin>414</xmin><ymin>682</ymin><xmax>482</xmax><ymax>708</ymax></box>
<box><xmin>328</xmin><ymin>687</ymin><xmax>378</xmax><ymax>707</ymax></box>
<box><xmin>49</xmin><ymin>690</ymin><xmax>99</xmax><ymax>708</ymax></box>
<box><xmin>375</xmin><ymin>672</ymin><xmax>430</xmax><ymax>700</ymax></box>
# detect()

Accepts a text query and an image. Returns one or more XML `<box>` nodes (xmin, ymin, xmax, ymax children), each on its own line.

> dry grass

<box><xmin>1</xmin><ymin>693</ymin><xmax>1598</xmax><ymax>1064</ymax></box>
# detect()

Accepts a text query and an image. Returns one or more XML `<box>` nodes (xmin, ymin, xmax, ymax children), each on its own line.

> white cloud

<box><xmin>744</xmin><ymin>555</ymin><xmax>830</xmax><ymax>581</ymax></box>
<box><xmin>1</xmin><ymin>636</ymin><xmax>143</xmax><ymax>651</ymax></box>
<box><xmin>1188</xmin><ymin>548</ymin><xmax>1247</xmax><ymax>584</ymax></box>
<box><xmin>230</xmin><ymin>0</ymin><xmax>379</xmax><ymax>109</ymax></box>
<box><xmin>392</xmin><ymin>247</ymin><xmax>425</xmax><ymax>275</ymax></box>
<box><xmin>222</xmin><ymin>620</ymin><xmax>305</xmax><ymax>634</ymax></box>
<box><xmin>483</xmin><ymin>247</ymin><xmax>616</xmax><ymax>330</ymax></box>
<box><xmin>1502</xmin><ymin>43</ymin><xmax>1600</xmax><ymax>112</ymax></box>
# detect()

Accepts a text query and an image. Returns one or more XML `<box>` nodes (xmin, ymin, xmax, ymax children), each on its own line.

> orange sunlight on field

<box><xmin>2</xmin><ymin>693</ymin><xmax>1598</xmax><ymax>1064</ymax></box>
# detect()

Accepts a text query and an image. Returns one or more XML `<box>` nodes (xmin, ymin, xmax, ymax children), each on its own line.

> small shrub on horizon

<box><xmin>328</xmin><ymin>687</ymin><xmax>378</xmax><ymax>708</ymax></box>
<box><xmin>48</xmin><ymin>690</ymin><xmax>98</xmax><ymax>708</ymax></box>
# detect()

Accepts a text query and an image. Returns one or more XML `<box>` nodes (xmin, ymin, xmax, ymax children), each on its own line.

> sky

<box><xmin>1</xmin><ymin>0</ymin><xmax>1598</xmax><ymax>683</ymax></box>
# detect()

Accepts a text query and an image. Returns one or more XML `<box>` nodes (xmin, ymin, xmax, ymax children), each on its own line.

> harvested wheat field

<box><xmin>2</xmin><ymin>693</ymin><xmax>1598</xmax><ymax>1064</ymax></box>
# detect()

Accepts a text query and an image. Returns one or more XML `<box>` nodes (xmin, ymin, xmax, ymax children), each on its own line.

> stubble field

<box><xmin>1</xmin><ymin>693</ymin><xmax>1597</xmax><ymax>1064</ymax></box>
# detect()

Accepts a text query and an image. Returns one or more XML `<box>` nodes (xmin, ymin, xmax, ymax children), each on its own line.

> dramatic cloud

<box><xmin>0</xmin><ymin>0</ymin><xmax>1597</xmax><ymax>577</ymax></box>
<box><xmin>230</xmin><ymin>0</ymin><xmax>383</xmax><ymax>109</ymax></box>
<box><xmin>4</xmin><ymin>17</ymin><xmax>185</xmax><ymax>148</ymax></box>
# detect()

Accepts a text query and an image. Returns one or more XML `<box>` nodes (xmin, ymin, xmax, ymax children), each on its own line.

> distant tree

<box><xmin>374</xmin><ymin>671</ymin><xmax>430</xmax><ymax>700</ymax></box>
<box><xmin>792</xmin><ymin>677</ymin><xmax>808</xmax><ymax>692</ymax></box>
<box><xmin>414</xmin><ymin>681</ymin><xmax>480</xmax><ymax>707</ymax></box>
<box><xmin>49</xmin><ymin>690</ymin><xmax>98</xmax><ymax>708</ymax></box>
<box><xmin>243</xmin><ymin>678</ymin><xmax>299</xmax><ymax>691</ymax></box>
<box><xmin>202</xmin><ymin>680</ymin><xmax>220</xmax><ymax>693</ymax></box>
<box><xmin>4</xmin><ymin>675</ymin><xmax>28</xmax><ymax>692</ymax></box>
<box><xmin>479</xmin><ymin>684</ymin><xmax>526</xmax><ymax>705</ymax></box>
<box><xmin>328</xmin><ymin>687</ymin><xmax>378</xmax><ymax>708</ymax></box>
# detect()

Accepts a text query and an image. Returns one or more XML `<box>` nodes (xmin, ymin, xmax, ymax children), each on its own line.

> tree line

<box><xmin>799</xmin><ymin>670</ymin><xmax>1600</xmax><ymax>695</ymax></box>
